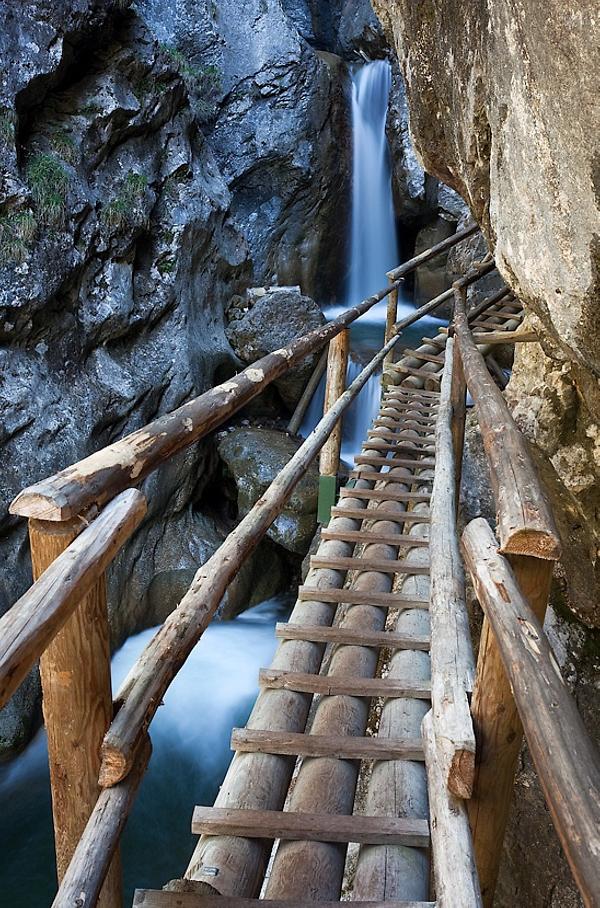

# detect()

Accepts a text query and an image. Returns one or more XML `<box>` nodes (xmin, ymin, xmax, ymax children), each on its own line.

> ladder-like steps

<box><xmin>399</xmin><ymin>348</ymin><xmax>445</xmax><ymax>365</ymax></box>
<box><xmin>297</xmin><ymin>586</ymin><xmax>429</xmax><ymax>609</ymax></box>
<box><xmin>353</xmin><ymin>455</ymin><xmax>435</xmax><ymax>469</ymax></box>
<box><xmin>361</xmin><ymin>440</ymin><xmax>435</xmax><ymax>455</ymax></box>
<box><xmin>275</xmin><ymin>622</ymin><xmax>430</xmax><ymax>650</ymax></box>
<box><xmin>230</xmin><ymin>728</ymin><xmax>425</xmax><ymax>760</ymax></box>
<box><xmin>366</xmin><ymin>429</ymin><xmax>435</xmax><ymax>443</ymax></box>
<box><xmin>133</xmin><ymin>895</ymin><xmax>436</xmax><ymax>908</ymax></box>
<box><xmin>259</xmin><ymin>669</ymin><xmax>431</xmax><ymax>699</ymax></box>
<box><xmin>386</xmin><ymin>364</ymin><xmax>442</xmax><ymax>383</ymax></box>
<box><xmin>320</xmin><ymin>528</ymin><xmax>430</xmax><ymax>547</ymax></box>
<box><xmin>346</xmin><ymin>471</ymin><xmax>433</xmax><ymax>485</ymax></box>
<box><xmin>309</xmin><ymin>556</ymin><xmax>430</xmax><ymax>575</ymax></box>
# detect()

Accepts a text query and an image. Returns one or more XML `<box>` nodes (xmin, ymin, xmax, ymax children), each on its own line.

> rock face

<box><xmin>371</xmin><ymin>1</ymin><xmax>600</xmax><ymax>903</ymax></box>
<box><xmin>217</xmin><ymin>426</ymin><xmax>319</xmax><ymax>556</ymax></box>
<box><xmin>226</xmin><ymin>286</ymin><xmax>325</xmax><ymax>409</ymax></box>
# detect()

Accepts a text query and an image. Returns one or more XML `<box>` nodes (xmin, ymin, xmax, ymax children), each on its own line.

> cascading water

<box><xmin>301</xmin><ymin>59</ymin><xmax>443</xmax><ymax>463</ymax></box>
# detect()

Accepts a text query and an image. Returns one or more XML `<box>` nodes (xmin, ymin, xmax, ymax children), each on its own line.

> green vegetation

<box><xmin>26</xmin><ymin>153</ymin><xmax>70</xmax><ymax>227</ymax></box>
<box><xmin>160</xmin><ymin>45</ymin><xmax>221</xmax><ymax>119</ymax></box>
<box><xmin>101</xmin><ymin>170</ymin><xmax>149</xmax><ymax>231</ymax></box>
<box><xmin>0</xmin><ymin>110</ymin><xmax>16</xmax><ymax>144</ymax></box>
<box><xmin>157</xmin><ymin>255</ymin><xmax>176</xmax><ymax>276</ymax></box>
<box><xmin>49</xmin><ymin>129</ymin><xmax>78</xmax><ymax>165</ymax></box>
<box><xmin>0</xmin><ymin>209</ymin><xmax>38</xmax><ymax>264</ymax></box>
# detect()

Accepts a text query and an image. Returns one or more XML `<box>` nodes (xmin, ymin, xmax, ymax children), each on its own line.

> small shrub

<box><xmin>0</xmin><ymin>110</ymin><xmax>16</xmax><ymax>144</ymax></box>
<box><xmin>0</xmin><ymin>209</ymin><xmax>38</xmax><ymax>264</ymax></box>
<box><xmin>101</xmin><ymin>170</ymin><xmax>149</xmax><ymax>231</ymax></box>
<box><xmin>49</xmin><ymin>129</ymin><xmax>78</xmax><ymax>165</ymax></box>
<box><xmin>160</xmin><ymin>45</ymin><xmax>222</xmax><ymax>119</ymax></box>
<box><xmin>26</xmin><ymin>153</ymin><xmax>69</xmax><ymax>227</ymax></box>
<box><xmin>157</xmin><ymin>255</ymin><xmax>176</xmax><ymax>275</ymax></box>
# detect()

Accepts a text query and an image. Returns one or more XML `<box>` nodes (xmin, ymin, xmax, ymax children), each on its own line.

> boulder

<box><xmin>226</xmin><ymin>286</ymin><xmax>326</xmax><ymax>409</ymax></box>
<box><xmin>217</xmin><ymin>426</ymin><xmax>319</xmax><ymax>555</ymax></box>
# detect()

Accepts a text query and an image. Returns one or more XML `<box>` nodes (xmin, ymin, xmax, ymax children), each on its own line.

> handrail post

<box><xmin>383</xmin><ymin>278</ymin><xmax>398</xmax><ymax>370</ymax></box>
<box><xmin>468</xmin><ymin>554</ymin><xmax>555</xmax><ymax>906</ymax></box>
<box><xmin>29</xmin><ymin>515</ymin><xmax>122</xmax><ymax>908</ymax></box>
<box><xmin>317</xmin><ymin>329</ymin><xmax>349</xmax><ymax>524</ymax></box>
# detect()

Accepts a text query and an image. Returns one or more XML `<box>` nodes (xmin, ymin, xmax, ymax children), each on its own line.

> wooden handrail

<box><xmin>0</xmin><ymin>490</ymin><xmax>146</xmax><ymax>710</ymax></box>
<box><xmin>462</xmin><ymin>519</ymin><xmax>600</xmax><ymax>906</ymax></box>
<box><xmin>453</xmin><ymin>282</ymin><xmax>561</xmax><ymax>559</ymax></box>
<box><xmin>99</xmin><ymin>327</ymin><xmax>407</xmax><ymax>787</ymax></box>
<box><xmin>10</xmin><ymin>231</ymin><xmax>478</xmax><ymax>525</ymax></box>
<box><xmin>387</xmin><ymin>222</ymin><xmax>478</xmax><ymax>281</ymax></box>
<box><xmin>428</xmin><ymin>336</ymin><xmax>476</xmax><ymax>798</ymax></box>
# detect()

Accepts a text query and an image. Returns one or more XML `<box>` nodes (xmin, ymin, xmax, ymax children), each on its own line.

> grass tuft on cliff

<box><xmin>160</xmin><ymin>45</ymin><xmax>221</xmax><ymax>120</ymax></box>
<box><xmin>101</xmin><ymin>170</ymin><xmax>149</xmax><ymax>231</ymax></box>
<box><xmin>0</xmin><ymin>209</ymin><xmax>38</xmax><ymax>263</ymax></box>
<box><xmin>26</xmin><ymin>153</ymin><xmax>70</xmax><ymax>227</ymax></box>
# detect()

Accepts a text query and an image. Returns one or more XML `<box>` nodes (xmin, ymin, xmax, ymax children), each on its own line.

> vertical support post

<box><xmin>383</xmin><ymin>280</ymin><xmax>399</xmax><ymax>371</ymax></box>
<box><xmin>29</xmin><ymin>515</ymin><xmax>122</xmax><ymax>908</ymax></box>
<box><xmin>318</xmin><ymin>329</ymin><xmax>349</xmax><ymax>525</ymax></box>
<box><xmin>468</xmin><ymin>554</ymin><xmax>555</xmax><ymax>907</ymax></box>
<box><xmin>449</xmin><ymin>341</ymin><xmax>467</xmax><ymax>507</ymax></box>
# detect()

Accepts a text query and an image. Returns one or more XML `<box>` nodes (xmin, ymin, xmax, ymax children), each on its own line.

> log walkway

<box><xmin>2</xmin><ymin>227</ymin><xmax>599</xmax><ymax>908</ymax></box>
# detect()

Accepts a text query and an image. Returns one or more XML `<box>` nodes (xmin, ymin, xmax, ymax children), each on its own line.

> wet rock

<box><xmin>226</xmin><ymin>286</ymin><xmax>325</xmax><ymax>409</ymax></box>
<box><xmin>217</xmin><ymin>426</ymin><xmax>319</xmax><ymax>555</ymax></box>
<box><xmin>412</xmin><ymin>217</ymin><xmax>455</xmax><ymax>308</ymax></box>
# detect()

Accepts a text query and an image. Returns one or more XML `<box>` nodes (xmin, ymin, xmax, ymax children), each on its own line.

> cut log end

<box><xmin>9</xmin><ymin>488</ymin><xmax>72</xmax><ymax>521</ymax></box>
<box><xmin>499</xmin><ymin>527</ymin><xmax>562</xmax><ymax>561</ymax></box>
<box><xmin>448</xmin><ymin>749</ymin><xmax>475</xmax><ymax>800</ymax></box>
<box><xmin>99</xmin><ymin>742</ymin><xmax>132</xmax><ymax>788</ymax></box>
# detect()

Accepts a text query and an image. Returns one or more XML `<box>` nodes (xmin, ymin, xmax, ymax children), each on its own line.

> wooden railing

<box><xmin>1</xmin><ymin>225</ymin><xmax>478</xmax><ymax>908</ymax></box>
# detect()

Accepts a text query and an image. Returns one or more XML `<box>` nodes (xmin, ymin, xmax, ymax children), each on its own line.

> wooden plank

<box><xmin>399</xmin><ymin>348</ymin><xmax>445</xmax><ymax>365</ymax></box>
<box><xmin>463</xmin><ymin>519</ymin><xmax>600</xmax><ymax>907</ymax></box>
<box><xmin>259</xmin><ymin>669</ymin><xmax>431</xmax><ymax>699</ymax></box>
<box><xmin>471</xmin><ymin>329</ymin><xmax>538</xmax><ymax>346</ymax></box>
<box><xmin>339</xmin><ymin>488</ymin><xmax>431</xmax><ymax>503</ymax></box>
<box><xmin>345</xmin><ymin>471</ymin><xmax>433</xmax><ymax>485</ymax></box>
<box><xmin>382</xmin><ymin>396</ymin><xmax>439</xmax><ymax>411</ymax></box>
<box><xmin>385</xmin><ymin>386</ymin><xmax>441</xmax><ymax>399</ymax></box>
<box><xmin>310</xmin><ymin>556</ymin><xmax>430</xmax><ymax>575</ymax></box>
<box><xmin>387</xmin><ymin>364</ymin><xmax>442</xmax><ymax>382</ymax></box>
<box><xmin>422</xmin><ymin>711</ymin><xmax>482</xmax><ymax>907</ymax></box>
<box><xmin>366</xmin><ymin>430</ymin><xmax>435</xmax><ymax>445</ymax></box>
<box><xmin>453</xmin><ymin>284</ymin><xmax>561</xmax><ymax>559</ymax></box>
<box><xmin>0</xmin><ymin>490</ymin><xmax>146</xmax><ymax>710</ymax></box>
<box><xmin>133</xmin><ymin>894</ymin><xmax>435</xmax><ymax>908</ymax></box>
<box><xmin>230</xmin><ymin>728</ymin><xmax>425</xmax><ymax>761</ymax></box>
<box><xmin>429</xmin><ymin>337</ymin><xmax>476</xmax><ymax>798</ymax></box>
<box><xmin>298</xmin><ymin>586</ymin><xmax>429</xmax><ymax>609</ymax></box>
<box><xmin>275</xmin><ymin>622</ymin><xmax>430</xmax><ymax>650</ymax></box>
<box><xmin>360</xmin><ymin>440</ymin><xmax>436</xmax><ymax>455</ymax></box>
<box><xmin>330</xmin><ymin>506</ymin><xmax>431</xmax><ymax>523</ymax></box>
<box><xmin>320</xmin><ymin>528</ymin><xmax>430</xmax><ymax>547</ymax></box>
<box><xmin>354</xmin><ymin>456</ymin><xmax>435</xmax><ymax>469</ymax></box>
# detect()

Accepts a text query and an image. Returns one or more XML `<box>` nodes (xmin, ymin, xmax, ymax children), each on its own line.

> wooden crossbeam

<box><xmin>399</xmin><ymin>348</ymin><xmax>445</xmax><ymax>365</ymax></box>
<box><xmin>230</xmin><ymin>728</ymin><xmax>426</xmax><ymax>760</ymax></box>
<box><xmin>471</xmin><ymin>329</ymin><xmax>538</xmax><ymax>345</ymax></box>
<box><xmin>366</xmin><ymin>429</ymin><xmax>435</xmax><ymax>445</ymax></box>
<box><xmin>275</xmin><ymin>622</ymin><xmax>431</xmax><ymax>650</ymax></box>
<box><xmin>354</xmin><ymin>455</ymin><xmax>435</xmax><ymax>468</ymax></box>
<box><xmin>259</xmin><ymin>669</ymin><xmax>432</xmax><ymax>699</ymax></box>
<box><xmin>361</xmin><ymin>440</ymin><xmax>436</xmax><ymax>455</ymax></box>
<box><xmin>386</xmin><ymin>386</ymin><xmax>441</xmax><ymax>398</ymax></box>
<box><xmin>419</xmin><ymin>335</ymin><xmax>446</xmax><ymax>349</ymax></box>
<box><xmin>309</xmin><ymin>556</ymin><xmax>430</xmax><ymax>575</ymax></box>
<box><xmin>387</xmin><ymin>364</ymin><xmax>442</xmax><ymax>383</ymax></box>
<box><xmin>320</xmin><ymin>528</ymin><xmax>430</xmax><ymax>547</ymax></box>
<box><xmin>345</xmin><ymin>470</ymin><xmax>433</xmax><ymax>485</ymax></box>
<box><xmin>382</xmin><ymin>398</ymin><xmax>439</xmax><ymax>413</ymax></box>
<box><xmin>297</xmin><ymin>586</ymin><xmax>429</xmax><ymax>609</ymax></box>
<box><xmin>330</xmin><ymin>506</ymin><xmax>431</xmax><ymax>523</ymax></box>
<box><xmin>339</xmin><ymin>489</ymin><xmax>431</xmax><ymax>503</ymax></box>
<box><xmin>133</xmin><ymin>894</ymin><xmax>436</xmax><ymax>908</ymax></box>
<box><xmin>471</xmin><ymin>314</ymin><xmax>523</xmax><ymax>330</ymax></box>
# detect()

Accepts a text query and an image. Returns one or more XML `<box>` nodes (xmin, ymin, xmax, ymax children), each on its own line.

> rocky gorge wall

<box><xmin>372</xmin><ymin>1</ymin><xmax>600</xmax><ymax>904</ymax></box>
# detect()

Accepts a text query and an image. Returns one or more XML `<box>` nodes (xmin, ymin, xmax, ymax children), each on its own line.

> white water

<box><xmin>301</xmin><ymin>59</ymin><xmax>442</xmax><ymax>464</ymax></box>
<box><xmin>0</xmin><ymin>597</ymin><xmax>290</xmax><ymax>906</ymax></box>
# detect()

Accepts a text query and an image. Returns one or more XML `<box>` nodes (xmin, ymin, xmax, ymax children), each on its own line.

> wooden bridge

<box><xmin>1</xmin><ymin>224</ymin><xmax>599</xmax><ymax>908</ymax></box>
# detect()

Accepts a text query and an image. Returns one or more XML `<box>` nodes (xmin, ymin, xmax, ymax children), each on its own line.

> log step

<box><xmin>133</xmin><ymin>894</ymin><xmax>436</xmax><ymax>908</ymax></box>
<box><xmin>419</xmin><ymin>335</ymin><xmax>446</xmax><ymax>349</ymax></box>
<box><xmin>346</xmin><ymin>470</ymin><xmax>434</xmax><ymax>485</ymax></box>
<box><xmin>386</xmin><ymin>385</ymin><xmax>441</xmax><ymax>398</ymax></box>
<box><xmin>471</xmin><ymin>314</ymin><xmax>523</xmax><ymax>329</ymax></box>
<box><xmin>230</xmin><ymin>727</ymin><xmax>425</xmax><ymax>760</ymax></box>
<box><xmin>330</xmin><ymin>506</ymin><xmax>431</xmax><ymax>523</ymax></box>
<box><xmin>298</xmin><ymin>586</ymin><xmax>429</xmax><ymax>609</ymax></box>
<box><xmin>387</xmin><ymin>364</ymin><xmax>442</xmax><ymax>383</ymax></box>
<box><xmin>321</xmin><ymin>528</ymin><xmax>430</xmax><ymax>547</ymax></box>
<box><xmin>471</xmin><ymin>329</ymin><xmax>538</xmax><ymax>345</ymax></box>
<box><xmin>275</xmin><ymin>622</ymin><xmax>431</xmax><ymax>650</ymax></box>
<box><xmin>339</xmin><ymin>489</ymin><xmax>431</xmax><ymax>503</ymax></box>
<box><xmin>381</xmin><ymin>398</ymin><xmax>439</xmax><ymax>412</ymax></box>
<box><xmin>366</xmin><ymin>430</ymin><xmax>435</xmax><ymax>445</ymax></box>
<box><xmin>379</xmin><ymin>408</ymin><xmax>436</xmax><ymax>423</ymax></box>
<box><xmin>310</xmin><ymin>556</ymin><xmax>429</xmax><ymax>575</ymax></box>
<box><xmin>354</xmin><ymin>455</ymin><xmax>435</xmax><ymax>469</ymax></box>
<box><xmin>399</xmin><ymin>348</ymin><xmax>445</xmax><ymax>365</ymax></box>
<box><xmin>259</xmin><ymin>669</ymin><xmax>431</xmax><ymax>699</ymax></box>
<box><xmin>362</xmin><ymin>440</ymin><xmax>436</xmax><ymax>455</ymax></box>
